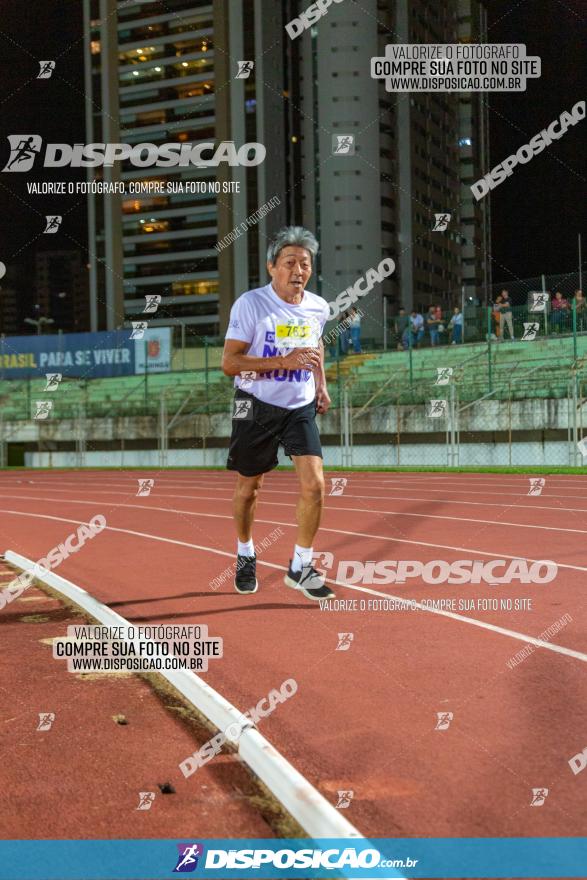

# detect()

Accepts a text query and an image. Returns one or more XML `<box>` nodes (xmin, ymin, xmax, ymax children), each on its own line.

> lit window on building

<box><xmin>459</xmin><ymin>137</ymin><xmax>472</xmax><ymax>147</ymax></box>
<box><xmin>142</xmin><ymin>221</ymin><xmax>169</xmax><ymax>233</ymax></box>
<box><xmin>172</xmin><ymin>280</ymin><xmax>219</xmax><ymax>296</ymax></box>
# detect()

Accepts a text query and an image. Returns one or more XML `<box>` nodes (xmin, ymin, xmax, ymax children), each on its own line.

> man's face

<box><xmin>268</xmin><ymin>246</ymin><xmax>312</xmax><ymax>299</ymax></box>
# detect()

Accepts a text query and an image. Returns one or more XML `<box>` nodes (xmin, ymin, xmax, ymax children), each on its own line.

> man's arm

<box><xmin>221</xmin><ymin>338</ymin><xmax>321</xmax><ymax>377</ymax></box>
<box><xmin>315</xmin><ymin>340</ymin><xmax>331</xmax><ymax>414</ymax></box>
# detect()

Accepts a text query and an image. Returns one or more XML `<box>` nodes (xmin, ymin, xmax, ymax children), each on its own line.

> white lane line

<box><xmin>3</xmin><ymin>550</ymin><xmax>366</xmax><ymax>845</ymax></box>
<box><xmin>2</xmin><ymin>508</ymin><xmax>585</xmax><ymax>666</ymax></box>
<box><xmin>8</xmin><ymin>483</ymin><xmax>587</xmax><ymax>516</ymax></box>
<box><xmin>4</xmin><ymin>490</ymin><xmax>587</xmax><ymax>539</ymax></box>
<box><xmin>4</xmin><ymin>473</ymin><xmax>587</xmax><ymax>501</ymax></box>
<box><xmin>5</xmin><ymin>470</ymin><xmax>587</xmax><ymax>486</ymax></box>
<box><xmin>8</xmin><ymin>476</ymin><xmax>587</xmax><ymax>502</ymax></box>
<box><xmin>4</xmin><ymin>498</ymin><xmax>586</xmax><ymax>574</ymax></box>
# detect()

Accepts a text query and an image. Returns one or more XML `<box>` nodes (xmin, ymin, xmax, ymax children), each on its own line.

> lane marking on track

<box><xmin>5</xmin><ymin>474</ymin><xmax>587</xmax><ymax>509</ymax></box>
<box><xmin>3</xmin><ymin>490</ymin><xmax>587</xmax><ymax>539</ymax></box>
<box><xmin>7</xmin><ymin>487</ymin><xmax>587</xmax><ymax>514</ymax></box>
<box><xmin>2</xmin><ymin>498</ymin><xmax>585</xmax><ymax>573</ymax></box>
<box><xmin>1</xmin><ymin>508</ymin><xmax>585</xmax><ymax>664</ymax></box>
<box><xmin>5</xmin><ymin>469</ymin><xmax>587</xmax><ymax>509</ymax></box>
<box><xmin>4</xmin><ymin>470</ymin><xmax>587</xmax><ymax>486</ymax></box>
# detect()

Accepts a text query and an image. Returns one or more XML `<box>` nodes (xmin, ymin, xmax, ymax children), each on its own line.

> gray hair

<box><xmin>266</xmin><ymin>226</ymin><xmax>319</xmax><ymax>265</ymax></box>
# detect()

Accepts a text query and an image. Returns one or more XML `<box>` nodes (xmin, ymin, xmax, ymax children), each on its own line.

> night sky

<box><xmin>0</xmin><ymin>0</ymin><xmax>584</xmax><ymax>298</ymax></box>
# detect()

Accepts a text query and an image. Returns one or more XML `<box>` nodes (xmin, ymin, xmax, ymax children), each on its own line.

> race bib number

<box><xmin>275</xmin><ymin>318</ymin><xmax>320</xmax><ymax>349</ymax></box>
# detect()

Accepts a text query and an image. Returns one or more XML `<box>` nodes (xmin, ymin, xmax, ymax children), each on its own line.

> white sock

<box><xmin>238</xmin><ymin>538</ymin><xmax>255</xmax><ymax>557</ymax></box>
<box><xmin>291</xmin><ymin>544</ymin><xmax>313</xmax><ymax>573</ymax></box>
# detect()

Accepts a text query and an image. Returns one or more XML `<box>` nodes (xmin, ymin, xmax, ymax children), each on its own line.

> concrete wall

<box><xmin>27</xmin><ymin>440</ymin><xmax>572</xmax><ymax>469</ymax></box>
<box><xmin>10</xmin><ymin>394</ymin><xmax>581</xmax><ymax>468</ymax></box>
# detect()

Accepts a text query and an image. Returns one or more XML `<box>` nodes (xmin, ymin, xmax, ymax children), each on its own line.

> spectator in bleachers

<box><xmin>348</xmin><ymin>307</ymin><xmax>362</xmax><ymax>353</ymax></box>
<box><xmin>496</xmin><ymin>289</ymin><xmax>515</xmax><ymax>341</ymax></box>
<box><xmin>551</xmin><ymin>291</ymin><xmax>570</xmax><ymax>332</ymax></box>
<box><xmin>574</xmin><ymin>290</ymin><xmax>586</xmax><ymax>332</ymax></box>
<box><xmin>491</xmin><ymin>294</ymin><xmax>502</xmax><ymax>339</ymax></box>
<box><xmin>426</xmin><ymin>305</ymin><xmax>441</xmax><ymax>346</ymax></box>
<box><xmin>394</xmin><ymin>307</ymin><xmax>410</xmax><ymax>350</ymax></box>
<box><xmin>448</xmin><ymin>307</ymin><xmax>463</xmax><ymax>344</ymax></box>
<box><xmin>409</xmin><ymin>310</ymin><xmax>425</xmax><ymax>348</ymax></box>
<box><xmin>339</xmin><ymin>311</ymin><xmax>350</xmax><ymax>354</ymax></box>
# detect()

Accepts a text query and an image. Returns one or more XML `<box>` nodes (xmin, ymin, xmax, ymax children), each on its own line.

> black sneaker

<box><xmin>234</xmin><ymin>555</ymin><xmax>258</xmax><ymax>594</ymax></box>
<box><xmin>284</xmin><ymin>561</ymin><xmax>335</xmax><ymax>601</ymax></box>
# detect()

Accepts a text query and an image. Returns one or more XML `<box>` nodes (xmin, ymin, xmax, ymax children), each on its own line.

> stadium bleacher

<box><xmin>2</xmin><ymin>335</ymin><xmax>587</xmax><ymax>422</ymax></box>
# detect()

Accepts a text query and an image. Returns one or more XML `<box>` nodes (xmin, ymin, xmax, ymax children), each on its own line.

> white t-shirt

<box><xmin>225</xmin><ymin>282</ymin><xmax>330</xmax><ymax>409</ymax></box>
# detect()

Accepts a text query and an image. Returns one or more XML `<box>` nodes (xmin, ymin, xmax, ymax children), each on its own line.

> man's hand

<box><xmin>315</xmin><ymin>384</ymin><xmax>331</xmax><ymax>414</ymax></box>
<box><xmin>280</xmin><ymin>347</ymin><xmax>321</xmax><ymax>372</ymax></box>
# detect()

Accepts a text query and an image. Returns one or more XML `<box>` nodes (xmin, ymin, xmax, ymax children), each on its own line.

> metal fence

<box><xmin>328</xmin><ymin>361</ymin><xmax>587</xmax><ymax>469</ymax></box>
<box><xmin>1</xmin><ymin>272</ymin><xmax>587</xmax><ymax>468</ymax></box>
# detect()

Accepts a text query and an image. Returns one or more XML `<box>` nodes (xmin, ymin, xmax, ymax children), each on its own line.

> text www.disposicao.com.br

<box><xmin>70</xmin><ymin>658</ymin><xmax>201</xmax><ymax>672</ymax></box>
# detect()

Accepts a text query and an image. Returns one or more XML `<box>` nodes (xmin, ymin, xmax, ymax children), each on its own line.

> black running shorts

<box><xmin>227</xmin><ymin>389</ymin><xmax>323</xmax><ymax>477</ymax></box>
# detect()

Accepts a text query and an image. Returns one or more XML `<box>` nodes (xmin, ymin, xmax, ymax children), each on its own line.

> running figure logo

<box><xmin>329</xmin><ymin>477</ymin><xmax>347</xmax><ymax>496</ymax></box>
<box><xmin>136</xmin><ymin>792</ymin><xmax>156</xmax><ymax>811</ymax></box>
<box><xmin>528</xmin><ymin>477</ymin><xmax>546</xmax><ymax>496</ymax></box>
<box><xmin>435</xmin><ymin>711</ymin><xmax>453</xmax><ymax>730</ymax></box>
<box><xmin>137</xmin><ymin>479</ymin><xmax>155</xmax><ymax>497</ymax></box>
<box><xmin>2</xmin><ymin>135</ymin><xmax>42</xmax><ymax>172</ymax></box>
<box><xmin>143</xmin><ymin>294</ymin><xmax>161</xmax><ymax>314</ymax></box>
<box><xmin>233</xmin><ymin>399</ymin><xmax>253</xmax><ymax>420</ymax></box>
<box><xmin>130</xmin><ymin>321</ymin><xmax>148</xmax><ymax>340</ymax></box>
<box><xmin>37</xmin><ymin>712</ymin><xmax>55</xmax><ymax>731</ymax></box>
<box><xmin>427</xmin><ymin>399</ymin><xmax>447</xmax><ymax>418</ymax></box>
<box><xmin>312</xmin><ymin>551</ymin><xmax>334</xmax><ymax>575</ymax></box>
<box><xmin>44</xmin><ymin>373</ymin><xmax>62</xmax><ymax>391</ymax></box>
<box><xmin>530</xmin><ymin>788</ymin><xmax>549</xmax><ymax>806</ymax></box>
<box><xmin>239</xmin><ymin>370</ymin><xmax>257</xmax><ymax>391</ymax></box>
<box><xmin>37</xmin><ymin>61</ymin><xmax>56</xmax><ymax>79</ymax></box>
<box><xmin>236</xmin><ymin>61</ymin><xmax>254</xmax><ymax>79</ymax></box>
<box><xmin>530</xmin><ymin>292</ymin><xmax>549</xmax><ymax>312</ymax></box>
<box><xmin>44</xmin><ymin>215</ymin><xmax>62</xmax><ymax>234</ymax></box>
<box><xmin>432</xmin><ymin>213</ymin><xmax>451</xmax><ymax>231</ymax></box>
<box><xmin>332</xmin><ymin>135</ymin><xmax>355</xmax><ymax>155</ymax></box>
<box><xmin>336</xmin><ymin>790</ymin><xmax>354</xmax><ymax>809</ymax></box>
<box><xmin>435</xmin><ymin>367</ymin><xmax>453</xmax><ymax>386</ymax></box>
<box><xmin>336</xmin><ymin>632</ymin><xmax>354</xmax><ymax>651</ymax></box>
<box><xmin>173</xmin><ymin>843</ymin><xmax>204</xmax><ymax>873</ymax></box>
<box><xmin>522</xmin><ymin>322</ymin><xmax>540</xmax><ymax>341</ymax></box>
<box><xmin>34</xmin><ymin>400</ymin><xmax>53</xmax><ymax>420</ymax></box>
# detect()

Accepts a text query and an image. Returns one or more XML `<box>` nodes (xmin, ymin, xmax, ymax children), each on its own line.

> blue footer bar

<box><xmin>0</xmin><ymin>838</ymin><xmax>586</xmax><ymax>879</ymax></box>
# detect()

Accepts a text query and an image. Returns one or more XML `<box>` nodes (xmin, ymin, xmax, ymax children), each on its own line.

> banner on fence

<box><xmin>0</xmin><ymin>327</ymin><xmax>172</xmax><ymax>378</ymax></box>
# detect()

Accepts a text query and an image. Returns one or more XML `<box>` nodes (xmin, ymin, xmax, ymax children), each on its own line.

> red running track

<box><xmin>1</xmin><ymin>469</ymin><xmax>586</xmax><ymax>839</ymax></box>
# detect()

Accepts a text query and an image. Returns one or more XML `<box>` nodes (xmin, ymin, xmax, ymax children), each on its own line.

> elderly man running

<box><xmin>222</xmin><ymin>226</ymin><xmax>336</xmax><ymax>601</ymax></box>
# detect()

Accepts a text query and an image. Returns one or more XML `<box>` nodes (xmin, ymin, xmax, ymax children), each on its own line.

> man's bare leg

<box><xmin>232</xmin><ymin>473</ymin><xmax>264</xmax><ymax>594</ymax></box>
<box><xmin>283</xmin><ymin>455</ymin><xmax>333</xmax><ymax>598</ymax></box>
<box><xmin>292</xmin><ymin>455</ymin><xmax>325</xmax><ymax>548</ymax></box>
<box><xmin>233</xmin><ymin>473</ymin><xmax>264</xmax><ymax>542</ymax></box>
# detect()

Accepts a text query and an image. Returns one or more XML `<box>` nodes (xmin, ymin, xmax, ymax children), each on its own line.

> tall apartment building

<box><xmin>85</xmin><ymin>0</ymin><xmax>490</xmax><ymax>344</ymax></box>
<box><xmin>83</xmin><ymin>0</ymin><xmax>288</xmax><ymax>336</ymax></box>
<box><xmin>35</xmin><ymin>251</ymin><xmax>90</xmax><ymax>334</ymax></box>
<box><xmin>0</xmin><ymin>280</ymin><xmax>19</xmax><ymax>338</ymax></box>
<box><xmin>458</xmin><ymin>0</ymin><xmax>491</xmax><ymax>301</ymax></box>
<box><xmin>293</xmin><ymin>0</ymin><xmax>491</xmax><ymax>342</ymax></box>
